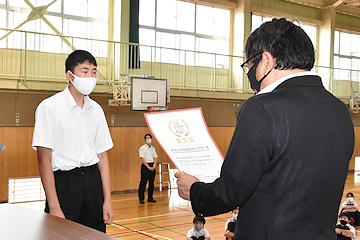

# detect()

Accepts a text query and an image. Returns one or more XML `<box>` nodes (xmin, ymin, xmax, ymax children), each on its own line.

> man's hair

<box><xmin>339</xmin><ymin>212</ymin><xmax>351</xmax><ymax>221</ymax></box>
<box><xmin>65</xmin><ymin>50</ymin><xmax>97</xmax><ymax>73</ymax></box>
<box><xmin>346</xmin><ymin>192</ymin><xmax>354</xmax><ymax>197</ymax></box>
<box><xmin>245</xmin><ymin>18</ymin><xmax>315</xmax><ymax>71</ymax></box>
<box><xmin>144</xmin><ymin>133</ymin><xmax>152</xmax><ymax>139</ymax></box>
<box><xmin>193</xmin><ymin>216</ymin><xmax>206</xmax><ymax>225</ymax></box>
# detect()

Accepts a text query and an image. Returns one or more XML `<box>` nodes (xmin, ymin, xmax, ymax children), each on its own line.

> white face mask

<box><xmin>68</xmin><ymin>71</ymin><xmax>97</xmax><ymax>95</ymax></box>
<box><xmin>146</xmin><ymin>139</ymin><xmax>152</xmax><ymax>144</ymax></box>
<box><xmin>347</xmin><ymin>197</ymin><xmax>354</xmax><ymax>203</ymax></box>
<box><xmin>233</xmin><ymin>213</ymin><xmax>238</xmax><ymax>220</ymax></box>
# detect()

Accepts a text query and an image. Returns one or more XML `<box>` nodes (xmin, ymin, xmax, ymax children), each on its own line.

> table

<box><xmin>0</xmin><ymin>204</ymin><xmax>116</xmax><ymax>239</ymax></box>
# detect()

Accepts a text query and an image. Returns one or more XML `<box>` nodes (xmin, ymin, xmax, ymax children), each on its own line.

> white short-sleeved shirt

<box><xmin>225</xmin><ymin>218</ymin><xmax>236</xmax><ymax>230</ymax></box>
<box><xmin>32</xmin><ymin>86</ymin><xmax>113</xmax><ymax>171</ymax></box>
<box><xmin>187</xmin><ymin>227</ymin><xmax>210</xmax><ymax>238</ymax></box>
<box><xmin>139</xmin><ymin>144</ymin><xmax>158</xmax><ymax>163</ymax></box>
<box><xmin>348</xmin><ymin>224</ymin><xmax>356</xmax><ymax>240</ymax></box>
<box><xmin>342</xmin><ymin>201</ymin><xmax>359</xmax><ymax>209</ymax></box>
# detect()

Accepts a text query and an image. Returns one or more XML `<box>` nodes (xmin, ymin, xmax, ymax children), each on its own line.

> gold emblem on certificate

<box><xmin>169</xmin><ymin>119</ymin><xmax>194</xmax><ymax>143</ymax></box>
<box><xmin>169</xmin><ymin>119</ymin><xmax>189</xmax><ymax>137</ymax></box>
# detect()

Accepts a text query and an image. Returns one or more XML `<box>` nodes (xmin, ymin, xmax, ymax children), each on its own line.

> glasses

<box><xmin>241</xmin><ymin>52</ymin><xmax>263</xmax><ymax>74</ymax></box>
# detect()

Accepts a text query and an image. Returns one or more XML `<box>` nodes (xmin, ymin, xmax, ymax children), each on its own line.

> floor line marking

<box><xmin>113</xmin><ymin>211</ymin><xmax>189</xmax><ymax>223</ymax></box>
<box><xmin>146</xmin><ymin>220</ymin><xmax>187</xmax><ymax>237</ymax></box>
<box><xmin>111</xmin><ymin>222</ymin><xmax>158</xmax><ymax>239</ymax></box>
<box><xmin>112</xmin><ymin>222</ymin><xmax>174</xmax><ymax>239</ymax></box>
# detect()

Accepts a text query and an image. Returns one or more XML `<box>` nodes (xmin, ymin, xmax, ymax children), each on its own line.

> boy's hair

<box><xmin>65</xmin><ymin>50</ymin><xmax>97</xmax><ymax>73</ymax></box>
<box><xmin>245</xmin><ymin>18</ymin><xmax>315</xmax><ymax>71</ymax></box>
<box><xmin>193</xmin><ymin>216</ymin><xmax>206</xmax><ymax>225</ymax></box>
<box><xmin>339</xmin><ymin>212</ymin><xmax>351</xmax><ymax>221</ymax></box>
<box><xmin>144</xmin><ymin>133</ymin><xmax>152</xmax><ymax>139</ymax></box>
<box><xmin>346</xmin><ymin>192</ymin><xmax>355</xmax><ymax>198</ymax></box>
<box><xmin>232</xmin><ymin>207</ymin><xmax>239</xmax><ymax>212</ymax></box>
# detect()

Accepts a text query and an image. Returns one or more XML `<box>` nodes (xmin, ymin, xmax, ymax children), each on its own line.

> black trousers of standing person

<box><xmin>138</xmin><ymin>163</ymin><xmax>156</xmax><ymax>201</ymax></box>
<box><xmin>45</xmin><ymin>164</ymin><xmax>106</xmax><ymax>233</ymax></box>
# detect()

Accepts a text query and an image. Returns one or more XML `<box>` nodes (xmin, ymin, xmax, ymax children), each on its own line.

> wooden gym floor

<box><xmin>13</xmin><ymin>171</ymin><xmax>360</xmax><ymax>239</ymax></box>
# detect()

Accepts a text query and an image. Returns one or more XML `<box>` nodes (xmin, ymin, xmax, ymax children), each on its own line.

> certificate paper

<box><xmin>144</xmin><ymin>107</ymin><xmax>224</xmax><ymax>183</ymax></box>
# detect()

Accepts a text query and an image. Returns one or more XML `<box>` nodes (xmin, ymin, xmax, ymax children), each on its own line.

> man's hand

<box><xmin>335</xmin><ymin>228</ymin><xmax>341</xmax><ymax>234</ymax></box>
<box><xmin>174</xmin><ymin>171</ymin><xmax>200</xmax><ymax>200</ymax></box>
<box><xmin>103</xmin><ymin>200</ymin><xmax>114</xmax><ymax>225</ymax></box>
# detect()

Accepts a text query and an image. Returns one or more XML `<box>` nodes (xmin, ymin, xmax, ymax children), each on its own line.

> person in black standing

<box><xmin>138</xmin><ymin>134</ymin><xmax>157</xmax><ymax>204</ymax></box>
<box><xmin>175</xmin><ymin>18</ymin><xmax>355</xmax><ymax>239</ymax></box>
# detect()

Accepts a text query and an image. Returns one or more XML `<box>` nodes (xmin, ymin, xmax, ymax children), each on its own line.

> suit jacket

<box><xmin>190</xmin><ymin>75</ymin><xmax>355</xmax><ymax>239</ymax></box>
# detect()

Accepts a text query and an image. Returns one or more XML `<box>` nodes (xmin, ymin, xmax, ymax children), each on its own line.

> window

<box><xmin>251</xmin><ymin>14</ymin><xmax>272</xmax><ymax>32</ymax></box>
<box><xmin>0</xmin><ymin>8</ymin><xmax>6</xmax><ymax>48</ymax></box>
<box><xmin>139</xmin><ymin>0</ymin><xmax>230</xmax><ymax>67</ymax></box>
<box><xmin>334</xmin><ymin>30</ymin><xmax>360</xmax><ymax>83</ymax></box>
<box><xmin>0</xmin><ymin>0</ymin><xmax>108</xmax><ymax>56</ymax></box>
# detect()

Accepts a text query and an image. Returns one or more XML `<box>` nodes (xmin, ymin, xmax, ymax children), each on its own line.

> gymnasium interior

<box><xmin>1</xmin><ymin>0</ymin><xmax>360</xmax><ymax>239</ymax></box>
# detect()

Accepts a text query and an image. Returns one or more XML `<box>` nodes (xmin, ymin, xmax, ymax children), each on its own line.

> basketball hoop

<box><xmin>147</xmin><ymin>106</ymin><xmax>168</xmax><ymax>112</ymax></box>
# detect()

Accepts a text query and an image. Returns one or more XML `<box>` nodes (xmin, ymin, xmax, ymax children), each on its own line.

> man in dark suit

<box><xmin>175</xmin><ymin>18</ymin><xmax>355</xmax><ymax>239</ymax></box>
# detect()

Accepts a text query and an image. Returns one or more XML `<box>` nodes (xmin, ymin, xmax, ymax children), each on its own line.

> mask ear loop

<box><xmin>66</xmin><ymin>70</ymin><xmax>76</xmax><ymax>85</ymax></box>
<box><xmin>254</xmin><ymin>55</ymin><xmax>272</xmax><ymax>91</ymax></box>
<box><xmin>67</xmin><ymin>70</ymin><xmax>76</xmax><ymax>78</ymax></box>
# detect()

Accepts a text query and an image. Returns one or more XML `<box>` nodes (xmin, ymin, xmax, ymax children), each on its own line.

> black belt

<box><xmin>54</xmin><ymin>163</ymin><xmax>99</xmax><ymax>176</ymax></box>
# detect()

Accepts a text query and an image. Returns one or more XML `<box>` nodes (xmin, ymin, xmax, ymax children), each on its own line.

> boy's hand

<box><xmin>103</xmin><ymin>201</ymin><xmax>114</xmax><ymax>225</ymax></box>
<box><xmin>49</xmin><ymin>206</ymin><xmax>65</xmax><ymax>219</ymax></box>
<box><xmin>174</xmin><ymin>171</ymin><xmax>200</xmax><ymax>201</ymax></box>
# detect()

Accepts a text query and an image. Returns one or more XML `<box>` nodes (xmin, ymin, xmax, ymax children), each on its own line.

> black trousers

<box><xmin>191</xmin><ymin>237</ymin><xmax>205</xmax><ymax>240</ymax></box>
<box><xmin>45</xmin><ymin>164</ymin><xmax>105</xmax><ymax>232</ymax></box>
<box><xmin>138</xmin><ymin>163</ymin><xmax>156</xmax><ymax>201</ymax></box>
<box><xmin>347</xmin><ymin>211</ymin><xmax>360</xmax><ymax>225</ymax></box>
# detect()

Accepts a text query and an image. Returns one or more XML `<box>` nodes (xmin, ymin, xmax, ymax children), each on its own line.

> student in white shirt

<box><xmin>187</xmin><ymin>216</ymin><xmax>211</xmax><ymax>240</ymax></box>
<box><xmin>335</xmin><ymin>212</ymin><xmax>355</xmax><ymax>240</ymax></box>
<box><xmin>138</xmin><ymin>133</ymin><xmax>158</xmax><ymax>203</ymax></box>
<box><xmin>32</xmin><ymin>50</ymin><xmax>114</xmax><ymax>232</ymax></box>
<box><xmin>224</xmin><ymin>208</ymin><xmax>239</xmax><ymax>240</ymax></box>
<box><xmin>341</xmin><ymin>192</ymin><xmax>360</xmax><ymax>225</ymax></box>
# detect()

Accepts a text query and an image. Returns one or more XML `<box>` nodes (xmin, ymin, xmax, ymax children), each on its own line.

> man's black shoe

<box><xmin>139</xmin><ymin>200</ymin><xmax>145</xmax><ymax>204</ymax></box>
<box><xmin>148</xmin><ymin>199</ymin><xmax>157</xmax><ymax>203</ymax></box>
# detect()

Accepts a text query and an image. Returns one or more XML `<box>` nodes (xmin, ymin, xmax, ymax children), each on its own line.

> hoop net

<box><xmin>147</xmin><ymin>106</ymin><xmax>168</xmax><ymax>112</ymax></box>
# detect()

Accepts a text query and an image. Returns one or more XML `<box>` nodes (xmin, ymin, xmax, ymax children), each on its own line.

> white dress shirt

<box><xmin>32</xmin><ymin>86</ymin><xmax>113</xmax><ymax>171</ymax></box>
<box><xmin>257</xmin><ymin>71</ymin><xmax>318</xmax><ymax>95</ymax></box>
<box><xmin>139</xmin><ymin>144</ymin><xmax>158</xmax><ymax>163</ymax></box>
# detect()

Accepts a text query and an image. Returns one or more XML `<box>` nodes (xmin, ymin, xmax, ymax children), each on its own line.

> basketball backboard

<box><xmin>131</xmin><ymin>77</ymin><xmax>167</xmax><ymax>111</ymax></box>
